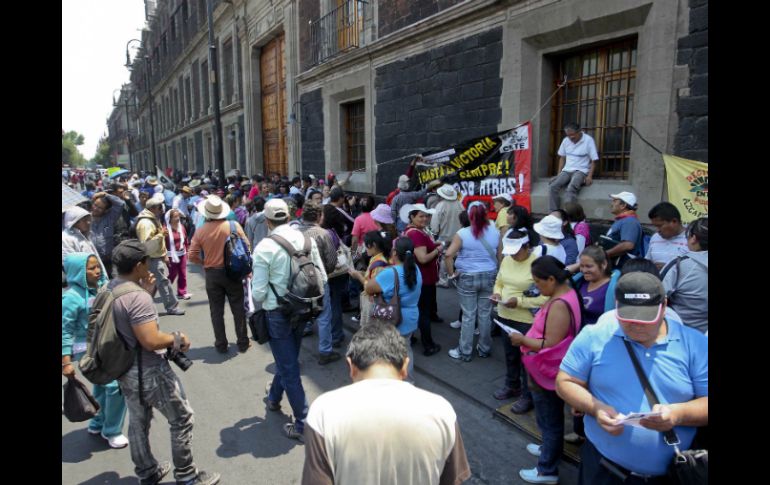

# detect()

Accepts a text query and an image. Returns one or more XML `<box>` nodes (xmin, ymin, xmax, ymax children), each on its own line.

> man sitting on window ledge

<box><xmin>548</xmin><ymin>122</ymin><xmax>599</xmax><ymax>212</ymax></box>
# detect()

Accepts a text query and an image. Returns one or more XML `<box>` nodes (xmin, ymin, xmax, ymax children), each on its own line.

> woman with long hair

<box><xmin>563</xmin><ymin>202</ymin><xmax>591</xmax><ymax>253</ymax></box>
<box><xmin>401</xmin><ymin>203</ymin><xmax>442</xmax><ymax>356</ymax></box>
<box><xmin>370</xmin><ymin>203</ymin><xmax>399</xmax><ymax>241</ymax></box>
<box><xmin>365</xmin><ymin>237</ymin><xmax>423</xmax><ymax>379</ymax></box>
<box><xmin>497</xmin><ymin>205</ymin><xmax>540</xmax><ymax>262</ymax></box>
<box><xmin>349</xmin><ymin>230</ymin><xmax>392</xmax><ymax>327</ymax></box>
<box><xmin>509</xmin><ymin>255</ymin><xmax>583</xmax><ymax>484</ymax></box>
<box><xmin>662</xmin><ymin>217</ymin><xmax>708</xmax><ymax>334</ymax></box>
<box><xmin>165</xmin><ymin>209</ymin><xmax>192</xmax><ymax>299</ymax></box>
<box><xmin>444</xmin><ymin>201</ymin><xmax>500</xmax><ymax>361</ymax></box>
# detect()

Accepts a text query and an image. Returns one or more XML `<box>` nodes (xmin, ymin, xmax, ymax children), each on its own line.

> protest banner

<box><xmin>662</xmin><ymin>155</ymin><xmax>708</xmax><ymax>223</ymax></box>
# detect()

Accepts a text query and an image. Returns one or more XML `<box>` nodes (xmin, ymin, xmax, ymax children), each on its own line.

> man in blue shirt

<box><xmin>556</xmin><ymin>272</ymin><xmax>708</xmax><ymax>483</ymax></box>
<box><xmin>605</xmin><ymin>192</ymin><xmax>643</xmax><ymax>269</ymax></box>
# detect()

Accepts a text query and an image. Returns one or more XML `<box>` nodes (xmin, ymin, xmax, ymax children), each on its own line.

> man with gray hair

<box><xmin>302</xmin><ymin>323</ymin><xmax>471</xmax><ymax>485</ymax></box>
<box><xmin>548</xmin><ymin>122</ymin><xmax>599</xmax><ymax>211</ymax></box>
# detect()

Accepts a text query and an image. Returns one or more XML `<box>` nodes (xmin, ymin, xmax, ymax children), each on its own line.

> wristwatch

<box><xmin>172</xmin><ymin>331</ymin><xmax>182</xmax><ymax>351</ymax></box>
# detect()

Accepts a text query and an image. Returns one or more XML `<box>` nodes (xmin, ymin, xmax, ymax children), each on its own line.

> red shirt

<box><xmin>405</xmin><ymin>227</ymin><xmax>440</xmax><ymax>285</ymax></box>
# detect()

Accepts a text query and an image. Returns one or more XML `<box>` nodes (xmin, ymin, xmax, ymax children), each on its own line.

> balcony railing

<box><xmin>309</xmin><ymin>1</ymin><xmax>368</xmax><ymax>66</ymax></box>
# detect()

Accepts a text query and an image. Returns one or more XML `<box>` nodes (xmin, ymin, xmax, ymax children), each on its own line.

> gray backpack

<box><xmin>79</xmin><ymin>282</ymin><xmax>144</xmax><ymax>385</ymax></box>
<box><xmin>267</xmin><ymin>234</ymin><xmax>324</xmax><ymax>327</ymax></box>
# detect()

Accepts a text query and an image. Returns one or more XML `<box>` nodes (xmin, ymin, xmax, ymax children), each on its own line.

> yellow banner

<box><xmin>662</xmin><ymin>155</ymin><xmax>708</xmax><ymax>223</ymax></box>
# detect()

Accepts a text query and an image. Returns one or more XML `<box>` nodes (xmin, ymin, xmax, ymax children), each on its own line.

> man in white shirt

<box><xmin>302</xmin><ymin>323</ymin><xmax>471</xmax><ymax>485</ymax></box>
<box><xmin>548</xmin><ymin>122</ymin><xmax>599</xmax><ymax>211</ymax></box>
<box><xmin>646</xmin><ymin>202</ymin><xmax>689</xmax><ymax>270</ymax></box>
<box><xmin>252</xmin><ymin>198</ymin><xmax>328</xmax><ymax>442</ymax></box>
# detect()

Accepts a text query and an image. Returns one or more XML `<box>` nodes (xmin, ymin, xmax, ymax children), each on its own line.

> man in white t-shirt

<box><xmin>646</xmin><ymin>202</ymin><xmax>689</xmax><ymax>270</ymax></box>
<box><xmin>549</xmin><ymin>122</ymin><xmax>599</xmax><ymax>211</ymax></box>
<box><xmin>302</xmin><ymin>323</ymin><xmax>471</xmax><ymax>485</ymax></box>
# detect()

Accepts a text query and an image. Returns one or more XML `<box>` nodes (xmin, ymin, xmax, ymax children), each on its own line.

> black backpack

<box><xmin>267</xmin><ymin>234</ymin><xmax>324</xmax><ymax>327</ymax></box>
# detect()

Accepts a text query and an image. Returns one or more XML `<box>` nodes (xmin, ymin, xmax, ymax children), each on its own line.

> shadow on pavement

<box><xmin>186</xmin><ymin>346</ymin><xmax>237</xmax><ymax>364</ymax></box>
<box><xmin>77</xmin><ymin>471</ymin><xmax>137</xmax><ymax>484</ymax></box>
<box><xmin>61</xmin><ymin>429</ymin><xmax>111</xmax><ymax>463</ymax></box>
<box><xmin>216</xmin><ymin>414</ymin><xmax>300</xmax><ymax>460</ymax></box>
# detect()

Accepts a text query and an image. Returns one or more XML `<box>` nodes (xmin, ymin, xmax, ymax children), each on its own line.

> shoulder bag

<box><xmin>370</xmin><ymin>267</ymin><xmax>402</xmax><ymax>326</ymax></box>
<box><xmin>521</xmin><ymin>297</ymin><xmax>578</xmax><ymax>390</ymax></box>
<box><xmin>63</xmin><ymin>376</ymin><xmax>100</xmax><ymax>422</ymax></box>
<box><xmin>623</xmin><ymin>340</ymin><xmax>708</xmax><ymax>484</ymax></box>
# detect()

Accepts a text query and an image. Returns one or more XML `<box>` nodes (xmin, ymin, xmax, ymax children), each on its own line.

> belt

<box><xmin>599</xmin><ymin>456</ymin><xmax>663</xmax><ymax>483</ymax></box>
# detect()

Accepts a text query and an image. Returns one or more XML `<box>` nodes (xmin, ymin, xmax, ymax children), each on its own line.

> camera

<box><xmin>523</xmin><ymin>283</ymin><xmax>541</xmax><ymax>298</ymax></box>
<box><xmin>166</xmin><ymin>348</ymin><xmax>193</xmax><ymax>372</ymax></box>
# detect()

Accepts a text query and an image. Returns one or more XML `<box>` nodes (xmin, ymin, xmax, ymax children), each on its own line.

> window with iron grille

<box><xmin>550</xmin><ymin>38</ymin><xmax>637</xmax><ymax>179</ymax></box>
<box><xmin>344</xmin><ymin>100</ymin><xmax>365</xmax><ymax>171</ymax></box>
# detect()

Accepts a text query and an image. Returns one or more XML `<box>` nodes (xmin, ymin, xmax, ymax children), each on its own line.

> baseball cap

<box><xmin>264</xmin><ymin>198</ymin><xmax>290</xmax><ymax>221</ymax></box>
<box><xmin>112</xmin><ymin>240</ymin><xmax>148</xmax><ymax>270</ymax></box>
<box><xmin>493</xmin><ymin>193</ymin><xmax>513</xmax><ymax>205</ymax></box>
<box><xmin>614</xmin><ymin>272</ymin><xmax>665</xmax><ymax>324</ymax></box>
<box><xmin>610</xmin><ymin>191</ymin><xmax>638</xmax><ymax>208</ymax></box>
<box><xmin>146</xmin><ymin>195</ymin><xmax>164</xmax><ymax>209</ymax></box>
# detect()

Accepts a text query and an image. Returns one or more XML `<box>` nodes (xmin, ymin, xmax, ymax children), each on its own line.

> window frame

<box><xmin>343</xmin><ymin>99</ymin><xmax>366</xmax><ymax>172</ymax></box>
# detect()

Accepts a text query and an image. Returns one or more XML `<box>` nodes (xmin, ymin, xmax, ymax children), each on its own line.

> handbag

<box><xmin>62</xmin><ymin>376</ymin><xmax>100</xmax><ymax>422</ymax></box>
<box><xmin>521</xmin><ymin>298</ymin><xmax>578</xmax><ymax>391</ymax></box>
<box><xmin>622</xmin><ymin>340</ymin><xmax>708</xmax><ymax>484</ymax></box>
<box><xmin>327</xmin><ymin>228</ymin><xmax>352</xmax><ymax>279</ymax></box>
<box><xmin>248</xmin><ymin>309</ymin><xmax>270</xmax><ymax>344</ymax></box>
<box><xmin>370</xmin><ymin>267</ymin><xmax>402</xmax><ymax>326</ymax></box>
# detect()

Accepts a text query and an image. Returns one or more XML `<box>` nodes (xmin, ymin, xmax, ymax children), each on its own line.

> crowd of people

<box><xmin>63</xmin><ymin>128</ymin><xmax>707</xmax><ymax>484</ymax></box>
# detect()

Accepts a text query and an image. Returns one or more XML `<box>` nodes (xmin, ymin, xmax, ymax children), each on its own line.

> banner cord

<box><xmin>341</xmin><ymin>76</ymin><xmax>569</xmax><ymax>174</ymax></box>
<box><xmin>630</xmin><ymin>126</ymin><xmax>663</xmax><ymax>155</ymax></box>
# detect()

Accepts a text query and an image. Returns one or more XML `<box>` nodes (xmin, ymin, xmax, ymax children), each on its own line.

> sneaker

<box><xmin>140</xmin><ymin>461</ymin><xmax>172</xmax><ymax>485</ymax></box>
<box><xmin>493</xmin><ymin>386</ymin><xmax>522</xmax><ymax>400</ymax></box>
<box><xmin>519</xmin><ymin>467</ymin><xmax>558</xmax><ymax>484</ymax></box>
<box><xmin>448</xmin><ymin>347</ymin><xmax>472</xmax><ymax>362</ymax></box>
<box><xmin>284</xmin><ymin>422</ymin><xmax>305</xmax><ymax>443</ymax></box>
<box><xmin>526</xmin><ymin>443</ymin><xmax>542</xmax><ymax>457</ymax></box>
<box><xmin>511</xmin><ymin>397</ymin><xmax>534</xmax><ymax>414</ymax></box>
<box><xmin>264</xmin><ymin>382</ymin><xmax>281</xmax><ymax>411</ymax></box>
<box><xmin>166</xmin><ymin>307</ymin><xmax>186</xmax><ymax>316</ymax></box>
<box><xmin>176</xmin><ymin>470</ymin><xmax>221</xmax><ymax>485</ymax></box>
<box><xmin>476</xmin><ymin>345</ymin><xmax>490</xmax><ymax>358</ymax></box>
<box><xmin>102</xmin><ymin>433</ymin><xmax>129</xmax><ymax>449</ymax></box>
<box><xmin>564</xmin><ymin>432</ymin><xmax>586</xmax><ymax>444</ymax></box>
<box><xmin>449</xmin><ymin>320</ymin><xmax>462</xmax><ymax>329</ymax></box>
<box><xmin>351</xmin><ymin>315</ymin><xmax>360</xmax><ymax>322</ymax></box>
<box><xmin>238</xmin><ymin>342</ymin><xmax>253</xmax><ymax>353</ymax></box>
<box><xmin>318</xmin><ymin>351</ymin><xmax>341</xmax><ymax>365</ymax></box>
<box><xmin>87</xmin><ymin>427</ymin><xmax>102</xmax><ymax>435</ymax></box>
<box><xmin>177</xmin><ymin>294</ymin><xmax>193</xmax><ymax>300</ymax></box>
<box><xmin>422</xmin><ymin>344</ymin><xmax>442</xmax><ymax>357</ymax></box>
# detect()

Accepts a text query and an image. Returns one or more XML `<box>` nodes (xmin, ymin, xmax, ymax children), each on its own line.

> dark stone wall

<box><xmin>300</xmin><ymin>89</ymin><xmax>325</xmax><ymax>178</ymax></box>
<box><xmin>674</xmin><ymin>0</ymin><xmax>707</xmax><ymax>162</ymax></box>
<box><xmin>374</xmin><ymin>28</ymin><xmax>503</xmax><ymax>195</ymax></box>
<box><xmin>378</xmin><ymin>0</ymin><xmax>463</xmax><ymax>38</ymax></box>
<box><xmin>299</xmin><ymin>0</ymin><xmax>320</xmax><ymax>71</ymax></box>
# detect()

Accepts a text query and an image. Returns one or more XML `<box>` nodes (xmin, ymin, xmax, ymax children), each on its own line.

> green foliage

<box><xmin>89</xmin><ymin>136</ymin><xmax>112</xmax><ymax>168</ymax></box>
<box><xmin>62</xmin><ymin>130</ymin><xmax>87</xmax><ymax>167</ymax></box>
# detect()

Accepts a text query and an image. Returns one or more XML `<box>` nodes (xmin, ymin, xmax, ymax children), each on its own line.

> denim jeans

<box><xmin>148</xmin><ymin>257</ymin><xmax>179</xmax><ymax>312</ymax></box>
<box><xmin>417</xmin><ymin>284</ymin><xmax>438</xmax><ymax>349</ymax></box>
<box><xmin>328</xmin><ymin>276</ymin><xmax>347</xmax><ymax>344</ymax></box>
<box><xmin>456</xmin><ymin>271</ymin><xmax>496</xmax><ymax>357</ymax></box>
<box><xmin>315</xmin><ymin>282</ymin><xmax>333</xmax><ymax>354</ymax></box>
<box><xmin>530</xmin><ymin>379</ymin><xmax>565</xmax><ymax>476</ymax></box>
<box><xmin>204</xmin><ymin>268</ymin><xmax>249</xmax><ymax>350</ymax></box>
<box><xmin>499</xmin><ymin>316</ymin><xmax>532</xmax><ymax>399</ymax></box>
<box><xmin>266</xmin><ymin>310</ymin><xmax>307</xmax><ymax>433</ymax></box>
<box><xmin>118</xmin><ymin>361</ymin><xmax>197</xmax><ymax>483</ymax></box>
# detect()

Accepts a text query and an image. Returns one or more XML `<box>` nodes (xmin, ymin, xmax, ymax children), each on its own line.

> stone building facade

<box><xmin>123</xmin><ymin>0</ymin><xmax>707</xmax><ymax>221</ymax></box>
<box><xmin>107</xmin><ymin>85</ymin><xmax>134</xmax><ymax>168</ymax></box>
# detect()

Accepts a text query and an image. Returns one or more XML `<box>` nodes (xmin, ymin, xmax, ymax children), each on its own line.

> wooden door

<box><xmin>260</xmin><ymin>33</ymin><xmax>287</xmax><ymax>176</ymax></box>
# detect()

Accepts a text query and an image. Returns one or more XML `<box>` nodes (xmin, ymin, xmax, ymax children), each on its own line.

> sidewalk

<box><xmin>342</xmin><ymin>284</ymin><xmax>582</xmax><ymax>464</ymax></box>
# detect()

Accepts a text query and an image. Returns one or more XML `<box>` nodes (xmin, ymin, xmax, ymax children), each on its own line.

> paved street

<box><xmin>62</xmin><ymin>265</ymin><xmax>578</xmax><ymax>484</ymax></box>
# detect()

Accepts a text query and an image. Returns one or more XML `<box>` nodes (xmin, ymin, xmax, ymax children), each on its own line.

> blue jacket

<box><xmin>572</xmin><ymin>269</ymin><xmax>621</xmax><ymax>313</ymax></box>
<box><xmin>62</xmin><ymin>252</ymin><xmax>108</xmax><ymax>357</ymax></box>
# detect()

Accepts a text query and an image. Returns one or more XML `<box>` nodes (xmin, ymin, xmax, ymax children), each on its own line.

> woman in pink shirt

<box><xmin>351</xmin><ymin>196</ymin><xmax>379</xmax><ymax>251</ymax></box>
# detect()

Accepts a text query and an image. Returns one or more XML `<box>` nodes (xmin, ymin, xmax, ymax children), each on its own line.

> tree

<box><xmin>62</xmin><ymin>129</ymin><xmax>87</xmax><ymax>167</ymax></box>
<box><xmin>89</xmin><ymin>136</ymin><xmax>111</xmax><ymax>168</ymax></box>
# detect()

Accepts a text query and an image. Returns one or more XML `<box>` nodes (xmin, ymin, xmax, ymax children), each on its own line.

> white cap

<box><xmin>502</xmin><ymin>234</ymin><xmax>529</xmax><ymax>255</ymax></box>
<box><xmin>610</xmin><ymin>191</ymin><xmax>638</xmax><ymax>208</ymax></box>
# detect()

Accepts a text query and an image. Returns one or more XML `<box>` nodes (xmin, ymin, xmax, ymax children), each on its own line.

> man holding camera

<box><xmin>111</xmin><ymin>240</ymin><xmax>220</xmax><ymax>485</ymax></box>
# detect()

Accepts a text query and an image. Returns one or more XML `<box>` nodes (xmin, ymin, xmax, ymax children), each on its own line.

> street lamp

<box><xmin>126</xmin><ymin>38</ymin><xmax>157</xmax><ymax>173</ymax></box>
<box><xmin>113</xmin><ymin>86</ymin><xmax>135</xmax><ymax>173</ymax></box>
<box><xmin>206</xmin><ymin>0</ymin><xmax>226</xmax><ymax>188</ymax></box>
